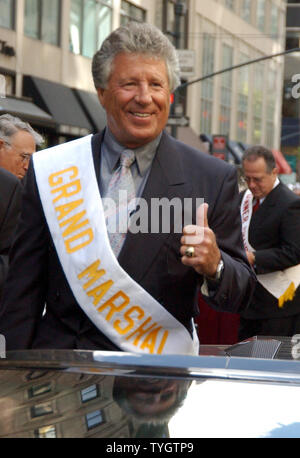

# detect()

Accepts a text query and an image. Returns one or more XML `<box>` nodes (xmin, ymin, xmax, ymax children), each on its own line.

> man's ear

<box><xmin>0</xmin><ymin>138</ymin><xmax>6</xmax><ymax>152</ymax></box>
<box><xmin>96</xmin><ymin>88</ymin><xmax>105</xmax><ymax>107</ymax></box>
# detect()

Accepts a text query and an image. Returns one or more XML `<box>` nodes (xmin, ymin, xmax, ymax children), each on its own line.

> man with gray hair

<box><xmin>0</xmin><ymin>22</ymin><xmax>254</xmax><ymax>353</ymax></box>
<box><xmin>0</xmin><ymin>114</ymin><xmax>43</xmax><ymax>180</ymax></box>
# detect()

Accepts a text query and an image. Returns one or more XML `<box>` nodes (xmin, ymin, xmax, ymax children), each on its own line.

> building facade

<box><xmin>0</xmin><ymin>0</ymin><xmax>286</xmax><ymax>151</ymax></box>
<box><xmin>186</xmin><ymin>0</ymin><xmax>286</xmax><ymax>152</ymax></box>
<box><xmin>281</xmin><ymin>0</ymin><xmax>300</xmax><ymax>180</ymax></box>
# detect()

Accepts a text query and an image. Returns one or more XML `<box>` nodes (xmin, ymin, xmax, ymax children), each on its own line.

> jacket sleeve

<box><xmin>202</xmin><ymin>166</ymin><xmax>256</xmax><ymax>314</ymax></box>
<box><xmin>0</xmin><ymin>161</ymin><xmax>48</xmax><ymax>349</ymax></box>
<box><xmin>0</xmin><ymin>179</ymin><xmax>22</xmax><ymax>254</ymax></box>
<box><xmin>254</xmin><ymin>199</ymin><xmax>300</xmax><ymax>274</ymax></box>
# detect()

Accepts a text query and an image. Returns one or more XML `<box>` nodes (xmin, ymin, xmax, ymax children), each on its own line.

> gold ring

<box><xmin>185</xmin><ymin>246</ymin><xmax>195</xmax><ymax>258</ymax></box>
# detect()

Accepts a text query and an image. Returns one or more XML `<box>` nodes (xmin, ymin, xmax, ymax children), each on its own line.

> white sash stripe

<box><xmin>33</xmin><ymin>135</ymin><xmax>199</xmax><ymax>355</ymax></box>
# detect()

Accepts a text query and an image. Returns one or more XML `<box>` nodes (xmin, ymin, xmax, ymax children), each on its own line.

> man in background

<box><xmin>0</xmin><ymin>114</ymin><xmax>43</xmax><ymax>296</ymax></box>
<box><xmin>0</xmin><ymin>167</ymin><xmax>22</xmax><ymax>299</ymax></box>
<box><xmin>239</xmin><ymin>145</ymin><xmax>300</xmax><ymax>339</ymax></box>
<box><xmin>0</xmin><ymin>114</ymin><xmax>43</xmax><ymax>180</ymax></box>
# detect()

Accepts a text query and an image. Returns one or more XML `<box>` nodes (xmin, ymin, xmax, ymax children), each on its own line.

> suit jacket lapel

<box><xmin>118</xmin><ymin>131</ymin><xmax>192</xmax><ymax>282</ymax></box>
<box><xmin>91</xmin><ymin>131</ymin><xmax>104</xmax><ymax>185</ymax></box>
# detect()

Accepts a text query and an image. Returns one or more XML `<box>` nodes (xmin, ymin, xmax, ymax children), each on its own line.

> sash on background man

<box><xmin>241</xmin><ymin>189</ymin><xmax>300</xmax><ymax>308</ymax></box>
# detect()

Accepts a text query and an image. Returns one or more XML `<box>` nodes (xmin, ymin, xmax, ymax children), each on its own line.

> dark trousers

<box><xmin>238</xmin><ymin>314</ymin><xmax>300</xmax><ymax>341</ymax></box>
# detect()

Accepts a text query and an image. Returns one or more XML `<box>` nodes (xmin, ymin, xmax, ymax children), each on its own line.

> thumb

<box><xmin>196</xmin><ymin>203</ymin><xmax>209</xmax><ymax>228</ymax></box>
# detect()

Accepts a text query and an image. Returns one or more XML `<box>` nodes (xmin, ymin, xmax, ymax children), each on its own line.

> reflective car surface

<box><xmin>0</xmin><ymin>336</ymin><xmax>300</xmax><ymax>438</ymax></box>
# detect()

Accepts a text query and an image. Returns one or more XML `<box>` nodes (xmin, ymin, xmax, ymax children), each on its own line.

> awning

<box><xmin>23</xmin><ymin>75</ymin><xmax>93</xmax><ymax>136</ymax></box>
<box><xmin>0</xmin><ymin>95</ymin><xmax>55</xmax><ymax>127</ymax></box>
<box><xmin>73</xmin><ymin>88</ymin><xmax>106</xmax><ymax>133</ymax></box>
<box><xmin>272</xmin><ymin>149</ymin><xmax>292</xmax><ymax>175</ymax></box>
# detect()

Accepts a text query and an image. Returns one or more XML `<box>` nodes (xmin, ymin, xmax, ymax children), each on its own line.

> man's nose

<box><xmin>135</xmin><ymin>83</ymin><xmax>152</xmax><ymax>104</ymax></box>
<box><xmin>23</xmin><ymin>159</ymin><xmax>31</xmax><ymax>172</ymax></box>
<box><xmin>246</xmin><ymin>178</ymin><xmax>256</xmax><ymax>187</ymax></box>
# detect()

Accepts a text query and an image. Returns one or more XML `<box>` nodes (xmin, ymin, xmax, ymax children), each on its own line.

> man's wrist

<box><xmin>205</xmin><ymin>258</ymin><xmax>224</xmax><ymax>283</ymax></box>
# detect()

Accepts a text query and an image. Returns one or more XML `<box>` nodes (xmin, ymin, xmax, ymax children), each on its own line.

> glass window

<box><xmin>121</xmin><ymin>0</ymin><xmax>146</xmax><ymax>26</ymax></box>
<box><xmin>266</xmin><ymin>69</ymin><xmax>276</xmax><ymax>148</ymax></box>
<box><xmin>225</xmin><ymin>0</ymin><xmax>235</xmax><ymax>10</ymax></box>
<box><xmin>69</xmin><ymin>0</ymin><xmax>81</xmax><ymax>54</ymax></box>
<box><xmin>69</xmin><ymin>0</ymin><xmax>112</xmax><ymax>58</ymax></box>
<box><xmin>35</xmin><ymin>425</ymin><xmax>56</xmax><ymax>438</ymax></box>
<box><xmin>28</xmin><ymin>383</ymin><xmax>51</xmax><ymax>398</ymax></box>
<box><xmin>0</xmin><ymin>0</ymin><xmax>15</xmax><ymax>29</ymax></box>
<box><xmin>24</xmin><ymin>0</ymin><xmax>39</xmax><ymax>39</ymax></box>
<box><xmin>237</xmin><ymin>53</ymin><xmax>249</xmax><ymax>142</ymax></box>
<box><xmin>270</xmin><ymin>4</ymin><xmax>279</xmax><ymax>38</ymax></box>
<box><xmin>97</xmin><ymin>3</ymin><xmax>112</xmax><ymax>50</ymax></box>
<box><xmin>219</xmin><ymin>44</ymin><xmax>233</xmax><ymax>135</ymax></box>
<box><xmin>241</xmin><ymin>0</ymin><xmax>251</xmax><ymax>23</ymax></box>
<box><xmin>287</xmin><ymin>5</ymin><xmax>300</xmax><ymax>27</ymax></box>
<box><xmin>252</xmin><ymin>62</ymin><xmax>264</xmax><ymax>144</ymax></box>
<box><xmin>286</xmin><ymin>30</ymin><xmax>300</xmax><ymax>50</ymax></box>
<box><xmin>200</xmin><ymin>34</ymin><xmax>215</xmax><ymax>135</ymax></box>
<box><xmin>82</xmin><ymin>0</ymin><xmax>96</xmax><ymax>58</ymax></box>
<box><xmin>86</xmin><ymin>409</ymin><xmax>104</xmax><ymax>430</ymax></box>
<box><xmin>31</xmin><ymin>402</ymin><xmax>53</xmax><ymax>418</ymax></box>
<box><xmin>24</xmin><ymin>0</ymin><xmax>60</xmax><ymax>46</ymax></box>
<box><xmin>41</xmin><ymin>0</ymin><xmax>60</xmax><ymax>45</ymax></box>
<box><xmin>256</xmin><ymin>0</ymin><xmax>265</xmax><ymax>32</ymax></box>
<box><xmin>80</xmin><ymin>384</ymin><xmax>99</xmax><ymax>403</ymax></box>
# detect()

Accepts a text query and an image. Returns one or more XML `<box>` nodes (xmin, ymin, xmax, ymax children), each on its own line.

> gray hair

<box><xmin>92</xmin><ymin>22</ymin><xmax>181</xmax><ymax>92</ymax></box>
<box><xmin>0</xmin><ymin>113</ymin><xmax>44</xmax><ymax>147</ymax></box>
<box><xmin>242</xmin><ymin>145</ymin><xmax>276</xmax><ymax>173</ymax></box>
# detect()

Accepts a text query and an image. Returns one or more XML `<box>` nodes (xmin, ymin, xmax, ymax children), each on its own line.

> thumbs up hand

<box><xmin>180</xmin><ymin>203</ymin><xmax>221</xmax><ymax>278</ymax></box>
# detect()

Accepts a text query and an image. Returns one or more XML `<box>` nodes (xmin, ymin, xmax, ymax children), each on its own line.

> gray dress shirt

<box><xmin>100</xmin><ymin>128</ymin><xmax>162</xmax><ymax>199</ymax></box>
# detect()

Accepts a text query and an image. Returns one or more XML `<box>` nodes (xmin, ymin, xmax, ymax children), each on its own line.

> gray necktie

<box><xmin>105</xmin><ymin>150</ymin><xmax>136</xmax><ymax>256</ymax></box>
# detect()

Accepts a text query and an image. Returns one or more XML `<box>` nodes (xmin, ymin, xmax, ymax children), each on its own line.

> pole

<box><xmin>175</xmin><ymin>47</ymin><xmax>300</xmax><ymax>93</ymax></box>
<box><xmin>170</xmin><ymin>1</ymin><xmax>186</xmax><ymax>138</ymax></box>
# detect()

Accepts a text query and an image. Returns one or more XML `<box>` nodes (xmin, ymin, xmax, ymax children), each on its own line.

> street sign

<box><xmin>167</xmin><ymin>116</ymin><xmax>189</xmax><ymax>127</ymax></box>
<box><xmin>177</xmin><ymin>50</ymin><xmax>195</xmax><ymax>78</ymax></box>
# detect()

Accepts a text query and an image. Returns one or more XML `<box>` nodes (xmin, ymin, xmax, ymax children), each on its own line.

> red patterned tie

<box><xmin>252</xmin><ymin>198</ymin><xmax>260</xmax><ymax>213</ymax></box>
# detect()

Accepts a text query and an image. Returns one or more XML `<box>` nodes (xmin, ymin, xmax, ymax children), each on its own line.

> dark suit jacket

<box><xmin>0</xmin><ymin>167</ymin><xmax>22</xmax><ymax>299</ymax></box>
<box><xmin>241</xmin><ymin>182</ymin><xmax>300</xmax><ymax>319</ymax></box>
<box><xmin>0</xmin><ymin>131</ymin><xmax>255</xmax><ymax>350</ymax></box>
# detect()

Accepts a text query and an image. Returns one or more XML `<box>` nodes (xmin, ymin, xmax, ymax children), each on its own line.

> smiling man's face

<box><xmin>97</xmin><ymin>52</ymin><xmax>171</xmax><ymax>148</ymax></box>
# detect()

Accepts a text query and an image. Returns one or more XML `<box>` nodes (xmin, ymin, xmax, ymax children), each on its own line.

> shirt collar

<box><xmin>102</xmin><ymin>128</ymin><xmax>161</xmax><ymax>176</ymax></box>
<box><xmin>259</xmin><ymin>177</ymin><xmax>280</xmax><ymax>204</ymax></box>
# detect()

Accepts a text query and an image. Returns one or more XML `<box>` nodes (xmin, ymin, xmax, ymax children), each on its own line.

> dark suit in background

<box><xmin>0</xmin><ymin>131</ymin><xmax>255</xmax><ymax>350</ymax></box>
<box><xmin>0</xmin><ymin>167</ymin><xmax>22</xmax><ymax>299</ymax></box>
<box><xmin>239</xmin><ymin>182</ymin><xmax>300</xmax><ymax>339</ymax></box>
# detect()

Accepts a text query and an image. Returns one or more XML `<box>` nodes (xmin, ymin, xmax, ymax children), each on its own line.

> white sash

<box><xmin>241</xmin><ymin>189</ymin><xmax>300</xmax><ymax>307</ymax></box>
<box><xmin>33</xmin><ymin>135</ymin><xmax>199</xmax><ymax>355</ymax></box>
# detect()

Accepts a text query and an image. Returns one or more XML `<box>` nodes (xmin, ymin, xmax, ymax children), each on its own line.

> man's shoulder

<box><xmin>0</xmin><ymin>167</ymin><xmax>21</xmax><ymax>193</ymax></box>
<box><xmin>273</xmin><ymin>181</ymin><xmax>300</xmax><ymax>205</ymax></box>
